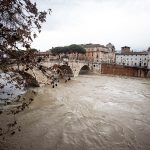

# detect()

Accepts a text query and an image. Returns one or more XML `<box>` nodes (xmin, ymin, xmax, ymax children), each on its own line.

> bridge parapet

<box><xmin>40</xmin><ymin>60</ymin><xmax>101</xmax><ymax>77</ymax></box>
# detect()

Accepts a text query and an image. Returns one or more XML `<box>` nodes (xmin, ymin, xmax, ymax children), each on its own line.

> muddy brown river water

<box><xmin>1</xmin><ymin>75</ymin><xmax>150</xmax><ymax>150</ymax></box>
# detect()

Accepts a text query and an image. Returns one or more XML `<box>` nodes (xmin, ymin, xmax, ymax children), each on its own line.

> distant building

<box><xmin>121</xmin><ymin>46</ymin><xmax>131</xmax><ymax>53</ymax></box>
<box><xmin>106</xmin><ymin>43</ymin><xmax>115</xmax><ymax>52</ymax></box>
<box><xmin>116</xmin><ymin>47</ymin><xmax>148</xmax><ymax>68</ymax></box>
<box><xmin>80</xmin><ymin>43</ymin><xmax>115</xmax><ymax>63</ymax></box>
<box><xmin>148</xmin><ymin>48</ymin><xmax>150</xmax><ymax>69</ymax></box>
<box><xmin>35</xmin><ymin>51</ymin><xmax>50</xmax><ymax>57</ymax></box>
<box><xmin>35</xmin><ymin>51</ymin><xmax>58</xmax><ymax>61</ymax></box>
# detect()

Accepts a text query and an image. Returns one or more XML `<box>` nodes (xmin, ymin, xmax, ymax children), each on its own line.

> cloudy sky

<box><xmin>31</xmin><ymin>0</ymin><xmax>150</xmax><ymax>51</ymax></box>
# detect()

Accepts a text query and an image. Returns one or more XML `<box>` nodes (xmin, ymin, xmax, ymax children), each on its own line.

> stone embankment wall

<box><xmin>101</xmin><ymin>64</ymin><xmax>150</xmax><ymax>78</ymax></box>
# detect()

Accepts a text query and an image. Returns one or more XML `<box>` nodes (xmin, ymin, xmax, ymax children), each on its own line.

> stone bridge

<box><xmin>10</xmin><ymin>60</ymin><xmax>101</xmax><ymax>86</ymax></box>
<box><xmin>40</xmin><ymin>60</ymin><xmax>101</xmax><ymax>77</ymax></box>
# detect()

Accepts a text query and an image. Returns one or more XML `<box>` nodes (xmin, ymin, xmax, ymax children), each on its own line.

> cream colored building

<box><xmin>148</xmin><ymin>48</ymin><xmax>150</xmax><ymax>69</ymax></box>
<box><xmin>81</xmin><ymin>43</ymin><xmax>115</xmax><ymax>63</ymax></box>
<box><xmin>116</xmin><ymin>47</ymin><xmax>149</xmax><ymax>68</ymax></box>
<box><xmin>48</xmin><ymin>43</ymin><xmax>115</xmax><ymax>64</ymax></box>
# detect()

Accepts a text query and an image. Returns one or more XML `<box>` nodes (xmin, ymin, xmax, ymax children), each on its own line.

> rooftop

<box><xmin>81</xmin><ymin>44</ymin><xmax>106</xmax><ymax>48</ymax></box>
<box><xmin>116</xmin><ymin>51</ymin><xmax>148</xmax><ymax>55</ymax></box>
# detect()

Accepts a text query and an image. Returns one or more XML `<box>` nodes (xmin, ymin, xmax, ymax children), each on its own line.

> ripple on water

<box><xmin>1</xmin><ymin>75</ymin><xmax>150</xmax><ymax>150</ymax></box>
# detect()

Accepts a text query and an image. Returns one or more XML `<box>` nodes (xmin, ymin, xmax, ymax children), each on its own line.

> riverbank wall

<box><xmin>101</xmin><ymin>64</ymin><xmax>150</xmax><ymax>78</ymax></box>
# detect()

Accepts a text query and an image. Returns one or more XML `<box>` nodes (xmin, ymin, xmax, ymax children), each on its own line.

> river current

<box><xmin>2</xmin><ymin>75</ymin><xmax>150</xmax><ymax>150</ymax></box>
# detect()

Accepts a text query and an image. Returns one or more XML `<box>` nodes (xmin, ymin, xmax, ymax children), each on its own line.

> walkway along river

<box><xmin>1</xmin><ymin>75</ymin><xmax>150</xmax><ymax>150</ymax></box>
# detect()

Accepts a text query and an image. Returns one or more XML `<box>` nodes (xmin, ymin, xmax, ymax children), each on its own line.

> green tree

<box><xmin>51</xmin><ymin>44</ymin><xmax>86</xmax><ymax>55</ymax></box>
<box><xmin>69</xmin><ymin>44</ymin><xmax>86</xmax><ymax>54</ymax></box>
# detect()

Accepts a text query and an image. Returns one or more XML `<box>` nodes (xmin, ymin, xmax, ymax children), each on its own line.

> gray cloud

<box><xmin>32</xmin><ymin>0</ymin><xmax>150</xmax><ymax>51</ymax></box>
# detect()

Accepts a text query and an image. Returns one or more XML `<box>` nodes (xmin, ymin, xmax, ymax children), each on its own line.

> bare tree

<box><xmin>0</xmin><ymin>0</ymin><xmax>51</xmax><ymax>62</ymax></box>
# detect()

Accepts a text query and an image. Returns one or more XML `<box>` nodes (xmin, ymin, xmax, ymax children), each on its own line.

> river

<box><xmin>1</xmin><ymin>75</ymin><xmax>150</xmax><ymax>150</ymax></box>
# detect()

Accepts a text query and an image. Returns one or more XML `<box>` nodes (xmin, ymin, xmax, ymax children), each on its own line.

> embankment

<box><xmin>101</xmin><ymin>64</ymin><xmax>150</xmax><ymax>78</ymax></box>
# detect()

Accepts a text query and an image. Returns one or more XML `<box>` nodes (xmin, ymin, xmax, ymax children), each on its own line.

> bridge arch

<box><xmin>79</xmin><ymin>65</ymin><xmax>90</xmax><ymax>75</ymax></box>
<box><xmin>59</xmin><ymin>65</ymin><xmax>74</xmax><ymax>77</ymax></box>
<box><xmin>69</xmin><ymin>64</ymin><xmax>90</xmax><ymax>77</ymax></box>
<box><xmin>58</xmin><ymin>64</ymin><xmax>90</xmax><ymax>77</ymax></box>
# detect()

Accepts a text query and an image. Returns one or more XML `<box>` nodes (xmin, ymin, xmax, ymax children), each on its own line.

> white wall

<box><xmin>116</xmin><ymin>54</ymin><xmax>148</xmax><ymax>67</ymax></box>
<box><xmin>148</xmin><ymin>52</ymin><xmax>150</xmax><ymax>69</ymax></box>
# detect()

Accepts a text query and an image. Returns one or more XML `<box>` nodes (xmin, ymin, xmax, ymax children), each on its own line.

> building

<box><xmin>81</xmin><ymin>43</ymin><xmax>115</xmax><ymax>63</ymax></box>
<box><xmin>35</xmin><ymin>51</ymin><xmax>59</xmax><ymax>61</ymax></box>
<box><xmin>121</xmin><ymin>46</ymin><xmax>131</xmax><ymax>53</ymax></box>
<box><xmin>116</xmin><ymin>47</ymin><xmax>148</xmax><ymax>68</ymax></box>
<box><xmin>148</xmin><ymin>48</ymin><xmax>150</xmax><ymax>69</ymax></box>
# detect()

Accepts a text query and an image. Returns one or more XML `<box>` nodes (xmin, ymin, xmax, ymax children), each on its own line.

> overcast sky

<box><xmin>31</xmin><ymin>0</ymin><xmax>150</xmax><ymax>51</ymax></box>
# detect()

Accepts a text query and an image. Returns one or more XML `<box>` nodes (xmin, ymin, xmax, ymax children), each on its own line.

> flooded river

<box><xmin>1</xmin><ymin>75</ymin><xmax>150</xmax><ymax>150</ymax></box>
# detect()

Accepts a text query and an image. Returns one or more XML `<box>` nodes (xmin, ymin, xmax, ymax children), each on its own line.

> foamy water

<box><xmin>0</xmin><ymin>73</ymin><xmax>25</xmax><ymax>104</ymax></box>
<box><xmin>1</xmin><ymin>75</ymin><xmax>150</xmax><ymax>150</ymax></box>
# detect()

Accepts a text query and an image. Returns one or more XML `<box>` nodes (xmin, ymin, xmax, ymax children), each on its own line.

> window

<box><xmin>135</xmin><ymin>63</ymin><xmax>137</xmax><ymax>66</ymax></box>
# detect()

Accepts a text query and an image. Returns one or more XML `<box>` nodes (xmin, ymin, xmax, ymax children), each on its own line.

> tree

<box><xmin>0</xmin><ymin>2</ymin><xmax>73</xmax><ymax>139</ymax></box>
<box><xmin>51</xmin><ymin>44</ymin><xmax>86</xmax><ymax>55</ymax></box>
<box><xmin>69</xmin><ymin>44</ymin><xmax>86</xmax><ymax>54</ymax></box>
<box><xmin>0</xmin><ymin>0</ymin><xmax>52</xmax><ymax>95</ymax></box>
<box><xmin>0</xmin><ymin>0</ymin><xmax>51</xmax><ymax>55</ymax></box>
<box><xmin>0</xmin><ymin>0</ymin><xmax>72</xmax><ymax>97</ymax></box>
<box><xmin>0</xmin><ymin>0</ymin><xmax>52</xmax><ymax>77</ymax></box>
<box><xmin>29</xmin><ymin>48</ymin><xmax>38</xmax><ymax>52</ymax></box>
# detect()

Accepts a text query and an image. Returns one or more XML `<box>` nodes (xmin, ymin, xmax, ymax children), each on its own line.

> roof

<box><xmin>121</xmin><ymin>46</ymin><xmax>130</xmax><ymax>48</ymax></box>
<box><xmin>116</xmin><ymin>51</ymin><xmax>148</xmax><ymax>55</ymax></box>
<box><xmin>81</xmin><ymin>44</ymin><xmax>106</xmax><ymax>48</ymax></box>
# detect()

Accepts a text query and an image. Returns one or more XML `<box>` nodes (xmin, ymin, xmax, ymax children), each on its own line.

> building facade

<box><xmin>121</xmin><ymin>46</ymin><xmax>131</xmax><ymax>53</ymax></box>
<box><xmin>148</xmin><ymin>48</ymin><xmax>150</xmax><ymax>69</ymax></box>
<box><xmin>116</xmin><ymin>46</ymin><xmax>148</xmax><ymax>68</ymax></box>
<box><xmin>81</xmin><ymin>43</ymin><xmax>115</xmax><ymax>63</ymax></box>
